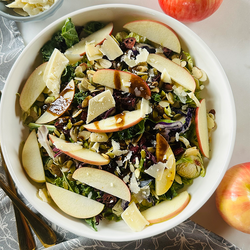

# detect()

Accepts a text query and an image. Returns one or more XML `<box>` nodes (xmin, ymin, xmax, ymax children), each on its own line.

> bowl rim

<box><xmin>0</xmin><ymin>0</ymin><xmax>64</xmax><ymax>22</ymax></box>
<box><xmin>0</xmin><ymin>3</ymin><xmax>236</xmax><ymax>242</ymax></box>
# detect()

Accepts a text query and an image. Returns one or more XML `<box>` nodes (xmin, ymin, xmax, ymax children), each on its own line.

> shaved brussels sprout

<box><xmin>176</xmin><ymin>147</ymin><xmax>205</xmax><ymax>179</ymax></box>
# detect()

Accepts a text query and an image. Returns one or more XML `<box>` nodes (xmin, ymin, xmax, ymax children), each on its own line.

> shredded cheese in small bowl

<box><xmin>0</xmin><ymin>0</ymin><xmax>63</xmax><ymax>22</ymax></box>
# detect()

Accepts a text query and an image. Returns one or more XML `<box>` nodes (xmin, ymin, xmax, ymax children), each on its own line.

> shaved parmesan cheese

<box><xmin>86</xmin><ymin>90</ymin><xmax>115</xmax><ymax>124</ymax></box>
<box><xmin>121</xmin><ymin>202</ymin><xmax>149</xmax><ymax>232</ymax></box>
<box><xmin>123</xmin><ymin>173</ymin><xmax>130</xmax><ymax>184</ymax></box>
<box><xmin>172</xmin><ymin>85</ymin><xmax>187</xmax><ymax>104</ymax></box>
<box><xmin>144</xmin><ymin>161</ymin><xmax>166</xmax><ymax>180</ymax></box>
<box><xmin>100</xmin><ymin>35</ymin><xmax>123</xmax><ymax>60</ymax></box>
<box><xmin>133</xmin><ymin>186</ymin><xmax>150</xmax><ymax>203</ymax></box>
<box><xmin>110</xmin><ymin>139</ymin><xmax>128</xmax><ymax>156</ymax></box>
<box><xmin>123</xmin><ymin>48</ymin><xmax>149</xmax><ymax>67</ymax></box>
<box><xmin>140</xmin><ymin>98</ymin><xmax>152</xmax><ymax>118</ymax></box>
<box><xmin>43</xmin><ymin>48</ymin><xmax>69</xmax><ymax>98</ymax></box>
<box><xmin>7</xmin><ymin>0</ymin><xmax>55</xmax><ymax>16</ymax></box>
<box><xmin>161</xmin><ymin>68</ymin><xmax>172</xmax><ymax>83</ymax></box>
<box><xmin>129</xmin><ymin>172</ymin><xmax>140</xmax><ymax>194</ymax></box>
<box><xmin>86</xmin><ymin>43</ymin><xmax>103</xmax><ymax>61</ymax></box>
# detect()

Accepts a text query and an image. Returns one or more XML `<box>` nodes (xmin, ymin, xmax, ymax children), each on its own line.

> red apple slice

<box><xmin>155</xmin><ymin>133</ymin><xmax>176</xmax><ymax>196</ymax></box>
<box><xmin>121</xmin><ymin>202</ymin><xmax>149</xmax><ymax>231</ymax></box>
<box><xmin>123</xmin><ymin>20</ymin><xmax>181</xmax><ymax>53</ymax></box>
<box><xmin>22</xmin><ymin>130</ymin><xmax>45</xmax><ymax>183</ymax></box>
<box><xmin>36</xmin><ymin>79</ymin><xmax>75</xmax><ymax>124</ymax></box>
<box><xmin>64</xmin><ymin>23</ymin><xmax>113</xmax><ymax>56</ymax></box>
<box><xmin>92</xmin><ymin>69</ymin><xmax>151</xmax><ymax>99</ymax></box>
<box><xmin>147</xmin><ymin>54</ymin><xmax>196</xmax><ymax>92</ymax></box>
<box><xmin>195</xmin><ymin>99</ymin><xmax>209</xmax><ymax>158</ymax></box>
<box><xmin>73</xmin><ymin>167</ymin><xmax>131</xmax><ymax>201</ymax></box>
<box><xmin>141</xmin><ymin>191</ymin><xmax>190</xmax><ymax>223</ymax></box>
<box><xmin>46</xmin><ymin>182</ymin><xmax>104</xmax><ymax>219</ymax></box>
<box><xmin>49</xmin><ymin>135</ymin><xmax>110</xmax><ymax>165</ymax></box>
<box><xmin>84</xmin><ymin>109</ymin><xmax>143</xmax><ymax>133</ymax></box>
<box><xmin>19</xmin><ymin>63</ymin><xmax>47</xmax><ymax>112</ymax></box>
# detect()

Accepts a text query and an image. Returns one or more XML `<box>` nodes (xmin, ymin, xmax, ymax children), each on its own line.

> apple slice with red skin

<box><xmin>65</xmin><ymin>23</ymin><xmax>113</xmax><ymax>56</ymax></box>
<box><xmin>49</xmin><ymin>134</ymin><xmax>110</xmax><ymax>165</ymax></box>
<box><xmin>73</xmin><ymin>167</ymin><xmax>131</xmax><ymax>202</ymax></box>
<box><xmin>123</xmin><ymin>20</ymin><xmax>181</xmax><ymax>53</ymax></box>
<box><xmin>195</xmin><ymin>99</ymin><xmax>209</xmax><ymax>158</ymax></box>
<box><xmin>155</xmin><ymin>133</ymin><xmax>176</xmax><ymax>196</ymax></box>
<box><xmin>84</xmin><ymin>109</ymin><xmax>143</xmax><ymax>133</ymax></box>
<box><xmin>20</xmin><ymin>62</ymin><xmax>47</xmax><ymax>112</ymax></box>
<box><xmin>22</xmin><ymin>129</ymin><xmax>45</xmax><ymax>183</ymax></box>
<box><xmin>46</xmin><ymin>182</ymin><xmax>104</xmax><ymax>219</ymax></box>
<box><xmin>147</xmin><ymin>54</ymin><xmax>196</xmax><ymax>92</ymax></box>
<box><xmin>216</xmin><ymin>163</ymin><xmax>250</xmax><ymax>234</ymax></box>
<box><xmin>141</xmin><ymin>191</ymin><xmax>190</xmax><ymax>223</ymax></box>
<box><xmin>36</xmin><ymin>79</ymin><xmax>75</xmax><ymax>124</ymax></box>
<box><xmin>92</xmin><ymin>69</ymin><xmax>151</xmax><ymax>100</ymax></box>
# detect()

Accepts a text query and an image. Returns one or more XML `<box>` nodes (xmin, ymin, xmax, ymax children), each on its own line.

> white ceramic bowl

<box><xmin>0</xmin><ymin>4</ymin><xmax>236</xmax><ymax>242</ymax></box>
<box><xmin>0</xmin><ymin>0</ymin><xmax>64</xmax><ymax>22</ymax></box>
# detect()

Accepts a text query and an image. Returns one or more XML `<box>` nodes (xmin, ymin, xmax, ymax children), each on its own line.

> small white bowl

<box><xmin>0</xmin><ymin>4</ymin><xmax>236</xmax><ymax>242</ymax></box>
<box><xmin>0</xmin><ymin>0</ymin><xmax>64</xmax><ymax>22</ymax></box>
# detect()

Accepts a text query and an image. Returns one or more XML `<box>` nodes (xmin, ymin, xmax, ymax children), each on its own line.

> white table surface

<box><xmin>17</xmin><ymin>0</ymin><xmax>250</xmax><ymax>249</ymax></box>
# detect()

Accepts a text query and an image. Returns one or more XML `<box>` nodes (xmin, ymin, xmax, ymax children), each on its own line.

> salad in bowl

<box><xmin>19</xmin><ymin>17</ymin><xmax>216</xmax><ymax>232</ymax></box>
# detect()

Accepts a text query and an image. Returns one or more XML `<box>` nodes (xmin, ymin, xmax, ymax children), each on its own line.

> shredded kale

<box><xmin>111</xmin><ymin>119</ymin><xmax>146</xmax><ymax>141</ymax></box>
<box><xmin>61</xmin><ymin>65</ymin><xmax>76</xmax><ymax>83</ymax></box>
<box><xmin>73</xmin><ymin>91</ymin><xmax>88</xmax><ymax>105</ymax></box>
<box><xmin>83</xmin><ymin>21</ymin><xmax>105</xmax><ymax>35</ymax></box>
<box><xmin>40</xmin><ymin>30</ymin><xmax>67</xmax><ymax>62</ymax></box>
<box><xmin>61</xmin><ymin>18</ymin><xmax>79</xmax><ymax>48</ymax></box>
<box><xmin>151</xmin><ymin>92</ymin><xmax>162</xmax><ymax>103</ymax></box>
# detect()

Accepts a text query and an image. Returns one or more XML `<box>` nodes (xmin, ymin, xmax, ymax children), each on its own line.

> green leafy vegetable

<box><xmin>112</xmin><ymin>119</ymin><xmax>146</xmax><ymax>141</ymax></box>
<box><xmin>40</xmin><ymin>31</ymin><xmax>67</xmax><ymax>62</ymax></box>
<box><xmin>61</xmin><ymin>18</ymin><xmax>79</xmax><ymax>48</ymax></box>
<box><xmin>40</xmin><ymin>18</ymin><xmax>79</xmax><ymax>62</ymax></box>
<box><xmin>83</xmin><ymin>21</ymin><xmax>105</xmax><ymax>35</ymax></box>
<box><xmin>151</xmin><ymin>92</ymin><xmax>162</xmax><ymax>103</ymax></box>
<box><xmin>61</xmin><ymin>65</ymin><xmax>76</xmax><ymax>83</ymax></box>
<box><xmin>182</xmin><ymin>51</ymin><xmax>194</xmax><ymax>71</ymax></box>
<box><xmin>73</xmin><ymin>91</ymin><xmax>88</xmax><ymax>105</ymax></box>
<box><xmin>85</xmin><ymin>217</ymin><xmax>98</xmax><ymax>231</ymax></box>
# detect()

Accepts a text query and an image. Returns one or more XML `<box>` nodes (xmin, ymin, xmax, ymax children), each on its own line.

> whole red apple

<box><xmin>158</xmin><ymin>0</ymin><xmax>223</xmax><ymax>22</ymax></box>
<box><xmin>216</xmin><ymin>163</ymin><xmax>250</xmax><ymax>234</ymax></box>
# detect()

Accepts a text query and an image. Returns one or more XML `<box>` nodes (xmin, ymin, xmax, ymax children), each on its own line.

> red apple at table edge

<box><xmin>216</xmin><ymin>162</ymin><xmax>250</xmax><ymax>234</ymax></box>
<box><xmin>158</xmin><ymin>0</ymin><xmax>223</xmax><ymax>22</ymax></box>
